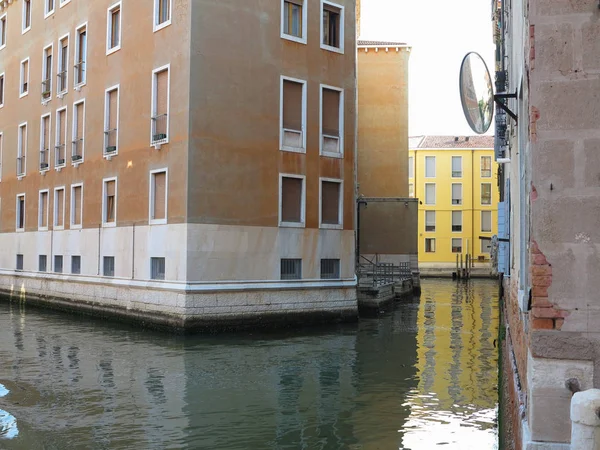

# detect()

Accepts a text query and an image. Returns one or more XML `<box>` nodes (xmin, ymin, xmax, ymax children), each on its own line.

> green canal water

<box><xmin>0</xmin><ymin>279</ymin><xmax>499</xmax><ymax>449</ymax></box>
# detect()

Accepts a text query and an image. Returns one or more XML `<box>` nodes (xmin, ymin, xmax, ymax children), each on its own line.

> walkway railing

<box><xmin>357</xmin><ymin>256</ymin><xmax>412</xmax><ymax>288</ymax></box>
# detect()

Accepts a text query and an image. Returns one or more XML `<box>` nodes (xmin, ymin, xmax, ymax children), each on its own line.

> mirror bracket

<box><xmin>494</xmin><ymin>92</ymin><xmax>518</xmax><ymax>123</ymax></box>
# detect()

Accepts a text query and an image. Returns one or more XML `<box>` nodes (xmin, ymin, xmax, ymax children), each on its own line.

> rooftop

<box><xmin>357</xmin><ymin>40</ymin><xmax>409</xmax><ymax>48</ymax></box>
<box><xmin>409</xmin><ymin>135</ymin><xmax>495</xmax><ymax>149</ymax></box>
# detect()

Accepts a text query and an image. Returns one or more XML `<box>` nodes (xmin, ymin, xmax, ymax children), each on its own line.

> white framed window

<box><xmin>45</xmin><ymin>0</ymin><xmax>55</xmax><ymax>18</ymax></box>
<box><xmin>40</xmin><ymin>113</ymin><xmax>52</xmax><ymax>171</ymax></box>
<box><xmin>17</xmin><ymin>122</ymin><xmax>27</xmax><ymax>177</ymax></box>
<box><xmin>409</xmin><ymin>183</ymin><xmax>414</xmax><ymax>198</ymax></box>
<box><xmin>42</xmin><ymin>43</ymin><xmax>53</xmax><ymax>101</ymax></box>
<box><xmin>70</xmin><ymin>183</ymin><xmax>83</xmax><ymax>228</ymax></box>
<box><xmin>481</xmin><ymin>210</ymin><xmax>492</xmax><ymax>233</ymax></box>
<box><xmin>281</xmin><ymin>259</ymin><xmax>302</xmax><ymax>280</ymax></box>
<box><xmin>74</xmin><ymin>23</ymin><xmax>87</xmax><ymax>87</ymax></box>
<box><xmin>425</xmin><ymin>183</ymin><xmax>435</xmax><ymax>205</ymax></box>
<box><xmin>0</xmin><ymin>13</ymin><xmax>6</xmax><ymax>50</ymax></box>
<box><xmin>320</xmin><ymin>0</ymin><xmax>344</xmax><ymax>53</ymax></box>
<box><xmin>22</xmin><ymin>0</ymin><xmax>31</xmax><ymax>34</ymax></box>
<box><xmin>104</xmin><ymin>85</ymin><xmax>119</xmax><ymax>156</ymax></box>
<box><xmin>281</xmin><ymin>0</ymin><xmax>307</xmax><ymax>44</ymax></box>
<box><xmin>55</xmin><ymin>107</ymin><xmax>68</xmax><ymax>168</ymax></box>
<box><xmin>102</xmin><ymin>177</ymin><xmax>117</xmax><ymax>226</ymax></box>
<box><xmin>39</xmin><ymin>255</ymin><xmax>48</xmax><ymax>272</ymax></box>
<box><xmin>452</xmin><ymin>156</ymin><xmax>462</xmax><ymax>177</ymax></box>
<box><xmin>280</xmin><ymin>76</ymin><xmax>307</xmax><ymax>153</ymax></box>
<box><xmin>57</xmin><ymin>34</ymin><xmax>69</xmax><ymax>96</ymax></box>
<box><xmin>481</xmin><ymin>183</ymin><xmax>492</xmax><ymax>205</ymax></box>
<box><xmin>20</xmin><ymin>58</ymin><xmax>30</xmax><ymax>97</ymax></box>
<box><xmin>38</xmin><ymin>190</ymin><xmax>49</xmax><ymax>230</ymax></box>
<box><xmin>151</xmin><ymin>65</ymin><xmax>170</xmax><ymax>146</ymax></box>
<box><xmin>481</xmin><ymin>238</ymin><xmax>492</xmax><ymax>254</ymax></box>
<box><xmin>103</xmin><ymin>256</ymin><xmax>115</xmax><ymax>277</ymax></box>
<box><xmin>106</xmin><ymin>2</ymin><xmax>122</xmax><ymax>55</ymax></box>
<box><xmin>319</xmin><ymin>177</ymin><xmax>343</xmax><ymax>229</ymax></box>
<box><xmin>279</xmin><ymin>173</ymin><xmax>306</xmax><ymax>228</ymax></box>
<box><xmin>16</xmin><ymin>194</ymin><xmax>25</xmax><ymax>231</ymax></box>
<box><xmin>151</xmin><ymin>257</ymin><xmax>166</xmax><ymax>280</ymax></box>
<box><xmin>481</xmin><ymin>155</ymin><xmax>492</xmax><ymax>178</ymax></box>
<box><xmin>53</xmin><ymin>186</ymin><xmax>65</xmax><ymax>229</ymax></box>
<box><xmin>72</xmin><ymin>99</ymin><xmax>85</xmax><ymax>164</ymax></box>
<box><xmin>71</xmin><ymin>255</ymin><xmax>81</xmax><ymax>274</ymax></box>
<box><xmin>452</xmin><ymin>238</ymin><xmax>463</xmax><ymax>253</ymax></box>
<box><xmin>425</xmin><ymin>210</ymin><xmax>435</xmax><ymax>232</ymax></box>
<box><xmin>0</xmin><ymin>72</ymin><xmax>4</xmax><ymax>107</ymax></box>
<box><xmin>60</xmin><ymin>0</ymin><xmax>71</xmax><ymax>8</ymax></box>
<box><xmin>408</xmin><ymin>156</ymin><xmax>414</xmax><ymax>178</ymax></box>
<box><xmin>320</xmin><ymin>259</ymin><xmax>340</xmax><ymax>279</ymax></box>
<box><xmin>154</xmin><ymin>0</ymin><xmax>172</xmax><ymax>32</ymax></box>
<box><xmin>452</xmin><ymin>183</ymin><xmax>462</xmax><ymax>205</ymax></box>
<box><xmin>425</xmin><ymin>238</ymin><xmax>435</xmax><ymax>253</ymax></box>
<box><xmin>54</xmin><ymin>255</ymin><xmax>63</xmax><ymax>273</ymax></box>
<box><xmin>149</xmin><ymin>169</ymin><xmax>168</xmax><ymax>225</ymax></box>
<box><xmin>319</xmin><ymin>84</ymin><xmax>344</xmax><ymax>158</ymax></box>
<box><xmin>452</xmin><ymin>211</ymin><xmax>462</xmax><ymax>232</ymax></box>
<box><xmin>425</xmin><ymin>156</ymin><xmax>435</xmax><ymax>178</ymax></box>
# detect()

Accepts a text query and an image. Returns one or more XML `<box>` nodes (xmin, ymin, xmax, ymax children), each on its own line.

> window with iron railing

<box><xmin>74</xmin><ymin>25</ymin><xmax>87</xmax><ymax>86</ymax></box>
<box><xmin>39</xmin><ymin>149</ymin><xmax>49</xmax><ymax>171</ymax></box>
<box><xmin>320</xmin><ymin>259</ymin><xmax>340</xmax><ymax>279</ymax></box>
<box><xmin>105</xmin><ymin>87</ymin><xmax>119</xmax><ymax>154</ymax></box>
<box><xmin>72</xmin><ymin>101</ymin><xmax>84</xmax><ymax>163</ymax></box>
<box><xmin>42</xmin><ymin>46</ymin><xmax>52</xmax><ymax>100</ymax></box>
<box><xmin>57</xmin><ymin>37</ymin><xmax>68</xmax><ymax>94</ymax></box>
<box><xmin>151</xmin><ymin>67</ymin><xmax>169</xmax><ymax>145</ymax></box>
<box><xmin>281</xmin><ymin>258</ymin><xmax>302</xmax><ymax>280</ymax></box>
<box><xmin>17</xmin><ymin>123</ymin><xmax>26</xmax><ymax>176</ymax></box>
<box><xmin>55</xmin><ymin>109</ymin><xmax>67</xmax><ymax>167</ymax></box>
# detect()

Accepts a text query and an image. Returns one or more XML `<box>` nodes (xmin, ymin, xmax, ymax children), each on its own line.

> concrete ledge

<box><xmin>357</xmin><ymin>284</ymin><xmax>395</xmax><ymax>314</ymax></box>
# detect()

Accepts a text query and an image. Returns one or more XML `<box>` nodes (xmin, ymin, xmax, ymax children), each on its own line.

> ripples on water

<box><xmin>0</xmin><ymin>279</ymin><xmax>499</xmax><ymax>449</ymax></box>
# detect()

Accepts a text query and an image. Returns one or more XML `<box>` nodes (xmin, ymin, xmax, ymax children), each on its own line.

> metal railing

<box><xmin>104</xmin><ymin>129</ymin><xmax>117</xmax><ymax>154</ymax></box>
<box><xmin>55</xmin><ymin>144</ymin><xmax>66</xmax><ymax>167</ymax></box>
<box><xmin>151</xmin><ymin>114</ymin><xmax>168</xmax><ymax>144</ymax></box>
<box><xmin>39</xmin><ymin>149</ymin><xmax>49</xmax><ymax>170</ymax></box>
<box><xmin>41</xmin><ymin>79</ymin><xmax>51</xmax><ymax>99</ymax></box>
<box><xmin>71</xmin><ymin>138</ymin><xmax>83</xmax><ymax>162</ymax></box>
<box><xmin>57</xmin><ymin>70</ymin><xmax>67</xmax><ymax>93</ymax></box>
<box><xmin>16</xmin><ymin>156</ymin><xmax>25</xmax><ymax>176</ymax></box>
<box><xmin>74</xmin><ymin>60</ymin><xmax>86</xmax><ymax>86</ymax></box>
<box><xmin>357</xmin><ymin>256</ymin><xmax>412</xmax><ymax>288</ymax></box>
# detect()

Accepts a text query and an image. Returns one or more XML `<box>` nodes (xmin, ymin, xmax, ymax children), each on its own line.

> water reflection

<box><xmin>0</xmin><ymin>279</ymin><xmax>498</xmax><ymax>449</ymax></box>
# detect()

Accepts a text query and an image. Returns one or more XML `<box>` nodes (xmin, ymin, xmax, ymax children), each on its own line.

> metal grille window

<box><xmin>151</xmin><ymin>257</ymin><xmax>165</xmax><ymax>280</ymax></box>
<box><xmin>103</xmin><ymin>256</ymin><xmax>115</xmax><ymax>277</ymax></box>
<box><xmin>54</xmin><ymin>255</ymin><xmax>63</xmax><ymax>273</ymax></box>
<box><xmin>481</xmin><ymin>183</ymin><xmax>492</xmax><ymax>205</ymax></box>
<box><xmin>481</xmin><ymin>211</ymin><xmax>492</xmax><ymax>232</ymax></box>
<box><xmin>425</xmin><ymin>156</ymin><xmax>436</xmax><ymax>178</ymax></box>
<box><xmin>452</xmin><ymin>183</ymin><xmax>462</xmax><ymax>205</ymax></box>
<box><xmin>452</xmin><ymin>211</ymin><xmax>462</xmax><ymax>232</ymax></box>
<box><xmin>71</xmin><ymin>256</ymin><xmax>81</xmax><ymax>274</ymax></box>
<box><xmin>16</xmin><ymin>254</ymin><xmax>23</xmax><ymax>271</ymax></box>
<box><xmin>39</xmin><ymin>255</ymin><xmax>47</xmax><ymax>272</ymax></box>
<box><xmin>452</xmin><ymin>156</ymin><xmax>462</xmax><ymax>177</ymax></box>
<box><xmin>425</xmin><ymin>211</ymin><xmax>435</xmax><ymax>232</ymax></box>
<box><xmin>425</xmin><ymin>238</ymin><xmax>435</xmax><ymax>253</ymax></box>
<box><xmin>281</xmin><ymin>259</ymin><xmax>302</xmax><ymax>280</ymax></box>
<box><xmin>320</xmin><ymin>259</ymin><xmax>340</xmax><ymax>279</ymax></box>
<box><xmin>283</xmin><ymin>0</ymin><xmax>303</xmax><ymax>38</ymax></box>
<box><xmin>452</xmin><ymin>238</ymin><xmax>463</xmax><ymax>253</ymax></box>
<box><xmin>481</xmin><ymin>156</ymin><xmax>492</xmax><ymax>178</ymax></box>
<box><xmin>425</xmin><ymin>183</ymin><xmax>435</xmax><ymax>205</ymax></box>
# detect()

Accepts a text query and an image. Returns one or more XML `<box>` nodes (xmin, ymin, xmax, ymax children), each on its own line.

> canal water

<box><xmin>0</xmin><ymin>279</ymin><xmax>499</xmax><ymax>449</ymax></box>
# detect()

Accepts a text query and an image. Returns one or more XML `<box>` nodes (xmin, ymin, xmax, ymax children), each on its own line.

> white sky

<box><xmin>360</xmin><ymin>0</ymin><xmax>496</xmax><ymax>137</ymax></box>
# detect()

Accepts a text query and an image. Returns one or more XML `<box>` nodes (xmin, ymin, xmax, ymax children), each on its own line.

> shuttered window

<box><xmin>425</xmin><ymin>183</ymin><xmax>435</xmax><ymax>205</ymax></box>
<box><xmin>281</xmin><ymin>176</ymin><xmax>303</xmax><ymax>223</ymax></box>
<box><xmin>408</xmin><ymin>156</ymin><xmax>414</xmax><ymax>178</ymax></box>
<box><xmin>21</xmin><ymin>59</ymin><xmax>29</xmax><ymax>94</ymax></box>
<box><xmin>452</xmin><ymin>183</ymin><xmax>462</xmax><ymax>205</ymax></box>
<box><xmin>452</xmin><ymin>211</ymin><xmax>462</xmax><ymax>232</ymax></box>
<box><xmin>322</xmin><ymin>88</ymin><xmax>340</xmax><ymax>137</ymax></box>
<box><xmin>57</xmin><ymin>109</ymin><xmax>66</xmax><ymax>146</ymax></box>
<box><xmin>425</xmin><ymin>156</ymin><xmax>435</xmax><ymax>178</ymax></box>
<box><xmin>452</xmin><ymin>156</ymin><xmax>462</xmax><ymax>177</ymax></box>
<box><xmin>425</xmin><ymin>211</ymin><xmax>435</xmax><ymax>232</ymax></box>
<box><xmin>452</xmin><ymin>238</ymin><xmax>462</xmax><ymax>253</ymax></box>
<box><xmin>283</xmin><ymin>80</ymin><xmax>303</xmax><ymax>131</ymax></box>
<box><xmin>481</xmin><ymin>183</ymin><xmax>492</xmax><ymax>205</ymax></box>
<box><xmin>321</xmin><ymin>180</ymin><xmax>341</xmax><ymax>225</ymax></box>
<box><xmin>55</xmin><ymin>188</ymin><xmax>64</xmax><ymax>227</ymax></box>
<box><xmin>75</xmin><ymin>102</ymin><xmax>84</xmax><ymax>138</ymax></box>
<box><xmin>105</xmin><ymin>180</ymin><xmax>116</xmax><ymax>223</ymax></box>
<box><xmin>481</xmin><ymin>211</ymin><xmax>492</xmax><ymax>232</ymax></box>
<box><xmin>151</xmin><ymin>171</ymin><xmax>167</xmax><ymax>221</ymax></box>
<box><xmin>156</xmin><ymin>69</ymin><xmax>168</xmax><ymax>116</ymax></box>
<box><xmin>72</xmin><ymin>185</ymin><xmax>82</xmax><ymax>226</ymax></box>
<box><xmin>108</xmin><ymin>4</ymin><xmax>121</xmax><ymax>51</ymax></box>
<box><xmin>39</xmin><ymin>191</ymin><xmax>48</xmax><ymax>228</ymax></box>
<box><xmin>42</xmin><ymin>116</ymin><xmax>50</xmax><ymax>151</ymax></box>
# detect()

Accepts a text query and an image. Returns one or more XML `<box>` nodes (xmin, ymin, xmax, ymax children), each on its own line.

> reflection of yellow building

<box><xmin>409</xmin><ymin>136</ymin><xmax>499</xmax><ymax>265</ymax></box>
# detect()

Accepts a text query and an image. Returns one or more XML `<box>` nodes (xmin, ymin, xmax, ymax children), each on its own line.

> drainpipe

<box><xmin>131</xmin><ymin>224</ymin><xmax>135</xmax><ymax>279</ymax></box>
<box><xmin>97</xmin><ymin>224</ymin><xmax>101</xmax><ymax>276</ymax></box>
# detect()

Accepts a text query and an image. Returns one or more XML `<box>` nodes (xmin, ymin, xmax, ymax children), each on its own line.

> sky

<box><xmin>360</xmin><ymin>0</ymin><xmax>496</xmax><ymax>137</ymax></box>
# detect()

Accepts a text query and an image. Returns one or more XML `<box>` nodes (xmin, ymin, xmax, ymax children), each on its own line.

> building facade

<box><xmin>409</xmin><ymin>136</ymin><xmax>498</xmax><ymax>266</ymax></box>
<box><xmin>0</xmin><ymin>0</ymin><xmax>358</xmax><ymax>328</ymax></box>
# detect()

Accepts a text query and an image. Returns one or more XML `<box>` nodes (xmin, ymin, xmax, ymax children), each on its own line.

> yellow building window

<box><xmin>481</xmin><ymin>156</ymin><xmax>492</xmax><ymax>178</ymax></box>
<box><xmin>452</xmin><ymin>238</ymin><xmax>462</xmax><ymax>253</ymax></box>
<box><xmin>425</xmin><ymin>238</ymin><xmax>436</xmax><ymax>253</ymax></box>
<box><xmin>481</xmin><ymin>183</ymin><xmax>492</xmax><ymax>205</ymax></box>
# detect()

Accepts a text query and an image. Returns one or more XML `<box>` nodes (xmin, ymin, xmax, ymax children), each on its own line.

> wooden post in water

<box><xmin>455</xmin><ymin>254</ymin><xmax>459</xmax><ymax>279</ymax></box>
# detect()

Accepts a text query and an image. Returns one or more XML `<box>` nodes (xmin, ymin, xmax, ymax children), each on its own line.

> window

<box><xmin>409</xmin><ymin>183</ymin><xmax>414</xmax><ymax>198</ymax></box>
<box><xmin>481</xmin><ymin>183</ymin><xmax>492</xmax><ymax>205</ymax></box>
<box><xmin>45</xmin><ymin>0</ymin><xmax>55</xmax><ymax>18</ymax></box>
<box><xmin>481</xmin><ymin>210</ymin><xmax>492</xmax><ymax>233</ymax></box>
<box><xmin>425</xmin><ymin>238</ymin><xmax>435</xmax><ymax>253</ymax></box>
<box><xmin>107</xmin><ymin>2</ymin><xmax>121</xmax><ymax>54</ymax></box>
<box><xmin>320</xmin><ymin>85</ymin><xmax>343</xmax><ymax>157</ymax></box>
<box><xmin>16</xmin><ymin>254</ymin><xmax>24</xmax><ymax>271</ymax></box>
<box><xmin>452</xmin><ymin>238</ymin><xmax>463</xmax><ymax>253</ymax></box>
<box><xmin>452</xmin><ymin>156</ymin><xmax>462</xmax><ymax>177</ymax></box>
<box><xmin>279</xmin><ymin>175</ymin><xmax>305</xmax><ymax>226</ymax></box>
<box><xmin>452</xmin><ymin>183</ymin><xmax>462</xmax><ymax>205</ymax></box>
<box><xmin>22</xmin><ymin>0</ymin><xmax>31</xmax><ymax>33</ymax></box>
<box><xmin>42</xmin><ymin>44</ymin><xmax>53</xmax><ymax>101</ymax></box>
<box><xmin>425</xmin><ymin>211</ymin><xmax>435</xmax><ymax>232</ymax></box>
<box><xmin>425</xmin><ymin>183</ymin><xmax>435</xmax><ymax>205</ymax></box>
<box><xmin>321</xmin><ymin>259</ymin><xmax>340</xmax><ymax>279</ymax></box>
<box><xmin>0</xmin><ymin>73</ymin><xmax>4</xmax><ymax>107</ymax></box>
<box><xmin>74</xmin><ymin>24</ymin><xmax>87</xmax><ymax>86</ymax></box>
<box><xmin>282</xmin><ymin>0</ymin><xmax>306</xmax><ymax>43</ymax></box>
<box><xmin>17</xmin><ymin>123</ymin><xmax>26</xmax><ymax>177</ymax></box>
<box><xmin>38</xmin><ymin>190</ymin><xmax>49</xmax><ymax>230</ymax></box>
<box><xmin>72</xmin><ymin>100</ymin><xmax>85</xmax><ymax>163</ymax></box>
<box><xmin>55</xmin><ymin>108</ymin><xmax>67</xmax><ymax>167</ymax></box>
<box><xmin>103</xmin><ymin>256</ymin><xmax>115</xmax><ymax>277</ymax></box>
<box><xmin>0</xmin><ymin>132</ymin><xmax>3</xmax><ymax>180</ymax></box>
<box><xmin>71</xmin><ymin>256</ymin><xmax>81</xmax><ymax>274</ymax></box>
<box><xmin>103</xmin><ymin>178</ymin><xmax>117</xmax><ymax>225</ymax></box>
<box><xmin>0</xmin><ymin>14</ymin><xmax>6</xmax><ymax>49</ymax></box>
<box><xmin>39</xmin><ymin>255</ymin><xmax>47</xmax><ymax>272</ymax></box>
<box><xmin>104</xmin><ymin>86</ymin><xmax>119</xmax><ymax>155</ymax></box>
<box><xmin>452</xmin><ymin>211</ymin><xmax>462</xmax><ymax>232</ymax></box>
<box><xmin>40</xmin><ymin>114</ymin><xmax>51</xmax><ymax>171</ymax></box>
<box><xmin>16</xmin><ymin>194</ymin><xmax>25</xmax><ymax>231</ymax></box>
<box><xmin>20</xmin><ymin>58</ymin><xmax>29</xmax><ymax>97</ymax></box>
<box><xmin>53</xmin><ymin>187</ymin><xmax>65</xmax><ymax>228</ymax></box>
<box><xmin>151</xmin><ymin>66</ymin><xmax>170</xmax><ymax>145</ymax></box>
<box><xmin>60</xmin><ymin>0</ymin><xmax>71</xmax><ymax>7</ymax></box>
<box><xmin>150</xmin><ymin>170</ymin><xmax>167</xmax><ymax>224</ymax></box>
<box><xmin>481</xmin><ymin>238</ymin><xmax>492</xmax><ymax>254</ymax></box>
<box><xmin>321</xmin><ymin>0</ymin><xmax>344</xmax><ymax>52</ymax></box>
<box><xmin>280</xmin><ymin>77</ymin><xmax>306</xmax><ymax>152</ymax></box>
<box><xmin>54</xmin><ymin>255</ymin><xmax>63</xmax><ymax>273</ymax></box>
<box><xmin>154</xmin><ymin>0</ymin><xmax>171</xmax><ymax>31</ymax></box>
<box><xmin>71</xmin><ymin>184</ymin><xmax>83</xmax><ymax>227</ymax></box>
<box><xmin>57</xmin><ymin>35</ymin><xmax>69</xmax><ymax>94</ymax></box>
<box><xmin>320</xmin><ymin>179</ymin><xmax>342</xmax><ymax>228</ymax></box>
<box><xmin>481</xmin><ymin>156</ymin><xmax>492</xmax><ymax>178</ymax></box>
<box><xmin>281</xmin><ymin>259</ymin><xmax>302</xmax><ymax>280</ymax></box>
<box><xmin>408</xmin><ymin>156</ymin><xmax>414</xmax><ymax>178</ymax></box>
<box><xmin>425</xmin><ymin>156</ymin><xmax>435</xmax><ymax>178</ymax></box>
<box><xmin>151</xmin><ymin>257</ymin><xmax>165</xmax><ymax>280</ymax></box>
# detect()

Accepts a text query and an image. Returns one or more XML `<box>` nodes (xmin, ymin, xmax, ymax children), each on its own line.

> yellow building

<box><xmin>409</xmin><ymin>136</ymin><xmax>498</xmax><ymax>266</ymax></box>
